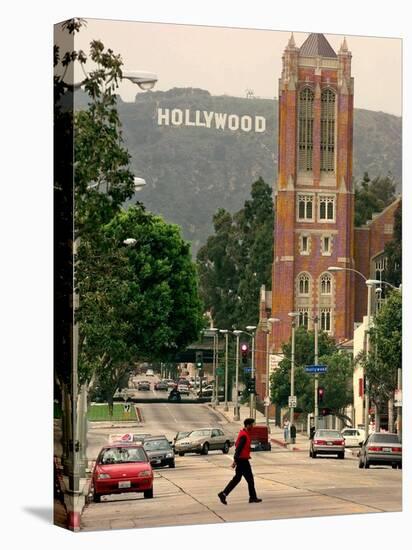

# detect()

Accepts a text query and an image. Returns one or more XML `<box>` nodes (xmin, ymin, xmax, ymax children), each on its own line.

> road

<box><xmin>81</xmin><ymin>378</ymin><xmax>402</xmax><ymax>531</ymax></box>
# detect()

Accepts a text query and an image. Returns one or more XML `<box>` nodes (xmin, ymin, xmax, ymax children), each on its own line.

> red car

<box><xmin>92</xmin><ymin>443</ymin><xmax>154</xmax><ymax>502</ymax></box>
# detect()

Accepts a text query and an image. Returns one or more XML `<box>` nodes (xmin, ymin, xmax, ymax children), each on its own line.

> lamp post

<box><xmin>246</xmin><ymin>326</ymin><xmax>257</xmax><ymax>419</ymax></box>
<box><xmin>265</xmin><ymin>318</ymin><xmax>280</xmax><ymax>431</ymax></box>
<box><xmin>233</xmin><ymin>330</ymin><xmax>242</xmax><ymax>421</ymax></box>
<box><xmin>206</xmin><ymin>328</ymin><xmax>219</xmax><ymax>407</ymax></box>
<box><xmin>219</xmin><ymin>330</ymin><xmax>230</xmax><ymax>411</ymax></box>
<box><xmin>313</xmin><ymin>314</ymin><xmax>319</xmax><ymax>429</ymax></box>
<box><xmin>288</xmin><ymin>313</ymin><xmax>299</xmax><ymax>433</ymax></box>
<box><xmin>327</xmin><ymin>266</ymin><xmax>391</xmax><ymax>439</ymax></box>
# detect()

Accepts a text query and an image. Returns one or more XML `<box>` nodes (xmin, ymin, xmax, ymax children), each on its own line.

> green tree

<box><xmin>270</xmin><ymin>327</ymin><xmax>354</xmax><ymax>415</ymax></box>
<box><xmin>384</xmin><ymin>200</ymin><xmax>402</xmax><ymax>287</ymax></box>
<box><xmin>197</xmin><ymin>177</ymin><xmax>274</xmax><ymax>329</ymax></box>
<box><xmin>354</xmin><ymin>172</ymin><xmax>396</xmax><ymax>226</ymax></box>
<box><xmin>78</xmin><ymin>205</ymin><xmax>204</xmax><ymax>412</ymax></box>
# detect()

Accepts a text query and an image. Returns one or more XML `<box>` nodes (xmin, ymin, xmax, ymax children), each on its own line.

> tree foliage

<box><xmin>384</xmin><ymin>200</ymin><xmax>402</xmax><ymax>287</ymax></box>
<box><xmin>197</xmin><ymin>177</ymin><xmax>274</xmax><ymax>329</ymax></box>
<box><xmin>354</xmin><ymin>172</ymin><xmax>396</xmax><ymax>227</ymax></box>
<box><xmin>270</xmin><ymin>327</ymin><xmax>353</xmax><ymax>414</ymax></box>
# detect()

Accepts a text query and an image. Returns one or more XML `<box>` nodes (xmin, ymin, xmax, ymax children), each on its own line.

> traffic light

<box><xmin>247</xmin><ymin>377</ymin><xmax>256</xmax><ymax>394</ymax></box>
<box><xmin>241</xmin><ymin>343</ymin><xmax>249</xmax><ymax>364</ymax></box>
<box><xmin>195</xmin><ymin>351</ymin><xmax>203</xmax><ymax>369</ymax></box>
<box><xmin>321</xmin><ymin>407</ymin><xmax>331</xmax><ymax>416</ymax></box>
<box><xmin>318</xmin><ymin>387</ymin><xmax>325</xmax><ymax>403</ymax></box>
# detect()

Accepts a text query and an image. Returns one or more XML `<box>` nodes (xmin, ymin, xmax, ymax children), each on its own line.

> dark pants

<box><xmin>223</xmin><ymin>459</ymin><xmax>257</xmax><ymax>499</ymax></box>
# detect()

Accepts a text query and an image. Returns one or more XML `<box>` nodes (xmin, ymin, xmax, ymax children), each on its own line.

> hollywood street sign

<box><xmin>157</xmin><ymin>107</ymin><xmax>266</xmax><ymax>133</ymax></box>
<box><xmin>305</xmin><ymin>365</ymin><xmax>328</xmax><ymax>374</ymax></box>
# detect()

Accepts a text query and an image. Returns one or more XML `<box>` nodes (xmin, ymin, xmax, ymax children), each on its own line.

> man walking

<box><xmin>218</xmin><ymin>418</ymin><xmax>262</xmax><ymax>504</ymax></box>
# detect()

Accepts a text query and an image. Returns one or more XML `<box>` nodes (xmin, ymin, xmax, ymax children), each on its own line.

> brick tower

<box><xmin>270</xmin><ymin>32</ymin><xmax>355</xmax><ymax>351</ymax></box>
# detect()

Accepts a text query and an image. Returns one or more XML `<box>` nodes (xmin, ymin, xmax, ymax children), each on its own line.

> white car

<box><xmin>145</xmin><ymin>369</ymin><xmax>154</xmax><ymax>377</ymax></box>
<box><xmin>177</xmin><ymin>383</ymin><xmax>190</xmax><ymax>394</ymax></box>
<box><xmin>341</xmin><ymin>428</ymin><xmax>365</xmax><ymax>447</ymax></box>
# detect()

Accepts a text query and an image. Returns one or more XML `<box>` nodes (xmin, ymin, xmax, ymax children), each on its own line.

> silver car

<box><xmin>174</xmin><ymin>428</ymin><xmax>234</xmax><ymax>456</ymax></box>
<box><xmin>310</xmin><ymin>429</ymin><xmax>345</xmax><ymax>459</ymax></box>
<box><xmin>358</xmin><ymin>432</ymin><xmax>402</xmax><ymax>469</ymax></box>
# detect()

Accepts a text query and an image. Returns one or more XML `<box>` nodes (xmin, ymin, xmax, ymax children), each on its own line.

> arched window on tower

<box><xmin>320</xmin><ymin>89</ymin><xmax>336</xmax><ymax>172</ymax></box>
<box><xmin>298</xmin><ymin>273</ymin><xmax>310</xmax><ymax>295</ymax></box>
<box><xmin>320</xmin><ymin>273</ymin><xmax>332</xmax><ymax>295</ymax></box>
<box><xmin>298</xmin><ymin>87</ymin><xmax>314</xmax><ymax>171</ymax></box>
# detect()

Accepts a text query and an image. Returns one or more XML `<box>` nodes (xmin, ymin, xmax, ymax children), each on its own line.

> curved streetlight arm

<box><xmin>328</xmin><ymin>266</ymin><xmax>367</xmax><ymax>282</ymax></box>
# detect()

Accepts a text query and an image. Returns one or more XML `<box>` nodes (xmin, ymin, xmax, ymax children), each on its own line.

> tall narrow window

<box><xmin>319</xmin><ymin>196</ymin><xmax>335</xmax><ymax>221</ymax></box>
<box><xmin>297</xmin><ymin>194</ymin><xmax>314</xmax><ymax>221</ymax></box>
<box><xmin>298</xmin><ymin>87</ymin><xmax>314</xmax><ymax>171</ymax></box>
<box><xmin>320</xmin><ymin>273</ymin><xmax>332</xmax><ymax>295</ymax></box>
<box><xmin>320</xmin><ymin>89</ymin><xmax>335</xmax><ymax>172</ymax></box>
<box><xmin>298</xmin><ymin>308</ymin><xmax>309</xmax><ymax>328</ymax></box>
<box><xmin>320</xmin><ymin>308</ymin><xmax>331</xmax><ymax>332</ymax></box>
<box><xmin>298</xmin><ymin>273</ymin><xmax>310</xmax><ymax>295</ymax></box>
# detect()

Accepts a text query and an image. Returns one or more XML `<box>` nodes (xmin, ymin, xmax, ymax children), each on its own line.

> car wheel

<box><xmin>169</xmin><ymin>461</ymin><xmax>175</xmax><ymax>468</ymax></box>
<box><xmin>312</xmin><ymin>451</ymin><xmax>317</xmax><ymax>458</ymax></box>
<box><xmin>398</xmin><ymin>463</ymin><xmax>402</xmax><ymax>470</ymax></box>
<box><xmin>222</xmin><ymin>442</ymin><xmax>230</xmax><ymax>454</ymax></box>
<box><xmin>338</xmin><ymin>452</ymin><xmax>345</xmax><ymax>459</ymax></box>
<box><xmin>144</xmin><ymin>488</ymin><xmax>153</xmax><ymax>499</ymax></box>
<box><xmin>178</xmin><ymin>452</ymin><xmax>185</xmax><ymax>457</ymax></box>
<box><xmin>201</xmin><ymin>442</ymin><xmax>209</xmax><ymax>455</ymax></box>
<box><xmin>392</xmin><ymin>463</ymin><xmax>397</xmax><ymax>469</ymax></box>
<box><xmin>93</xmin><ymin>492</ymin><xmax>101</xmax><ymax>503</ymax></box>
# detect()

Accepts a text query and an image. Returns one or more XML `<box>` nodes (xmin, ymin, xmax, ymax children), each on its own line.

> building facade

<box><xmin>255</xmin><ymin>33</ymin><xmax>399</xmax><ymax>404</ymax></box>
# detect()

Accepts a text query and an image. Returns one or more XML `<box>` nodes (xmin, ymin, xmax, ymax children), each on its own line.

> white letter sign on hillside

<box><xmin>156</xmin><ymin>107</ymin><xmax>266</xmax><ymax>133</ymax></box>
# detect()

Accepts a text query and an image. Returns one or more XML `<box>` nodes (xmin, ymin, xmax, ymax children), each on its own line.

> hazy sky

<box><xmin>71</xmin><ymin>18</ymin><xmax>402</xmax><ymax>116</ymax></box>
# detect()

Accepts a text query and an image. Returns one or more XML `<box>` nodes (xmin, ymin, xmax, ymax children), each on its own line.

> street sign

<box><xmin>394</xmin><ymin>389</ymin><xmax>402</xmax><ymax>407</ymax></box>
<box><xmin>243</xmin><ymin>366</ymin><xmax>252</xmax><ymax>373</ymax></box>
<box><xmin>305</xmin><ymin>365</ymin><xmax>328</xmax><ymax>374</ymax></box>
<box><xmin>288</xmin><ymin>395</ymin><xmax>297</xmax><ymax>407</ymax></box>
<box><xmin>203</xmin><ymin>329</ymin><xmax>217</xmax><ymax>338</ymax></box>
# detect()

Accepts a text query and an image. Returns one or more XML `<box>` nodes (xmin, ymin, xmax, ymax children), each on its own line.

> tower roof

<box><xmin>299</xmin><ymin>33</ymin><xmax>337</xmax><ymax>58</ymax></box>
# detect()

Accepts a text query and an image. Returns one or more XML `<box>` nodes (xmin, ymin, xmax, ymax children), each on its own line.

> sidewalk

<box><xmin>212</xmin><ymin>403</ymin><xmax>358</xmax><ymax>457</ymax></box>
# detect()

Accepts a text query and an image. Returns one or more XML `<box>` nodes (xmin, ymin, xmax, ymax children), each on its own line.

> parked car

<box><xmin>138</xmin><ymin>380</ymin><xmax>151</xmax><ymax>391</ymax></box>
<box><xmin>174</xmin><ymin>428</ymin><xmax>234</xmax><ymax>456</ymax></box>
<box><xmin>197</xmin><ymin>387</ymin><xmax>224</xmax><ymax>398</ymax></box>
<box><xmin>145</xmin><ymin>369</ymin><xmax>155</xmax><ymax>376</ymax></box>
<box><xmin>143</xmin><ymin>436</ymin><xmax>175</xmax><ymax>468</ymax></box>
<box><xmin>310</xmin><ymin>429</ymin><xmax>345</xmax><ymax>459</ymax></box>
<box><xmin>92</xmin><ymin>443</ymin><xmax>153</xmax><ymax>502</ymax></box>
<box><xmin>163</xmin><ymin>379</ymin><xmax>176</xmax><ymax>388</ymax></box>
<box><xmin>341</xmin><ymin>427</ymin><xmax>365</xmax><ymax>447</ymax></box>
<box><xmin>154</xmin><ymin>380</ymin><xmax>169</xmax><ymax>391</ymax></box>
<box><xmin>108</xmin><ymin>433</ymin><xmax>151</xmax><ymax>445</ymax></box>
<box><xmin>358</xmin><ymin>432</ymin><xmax>402</xmax><ymax>469</ymax></box>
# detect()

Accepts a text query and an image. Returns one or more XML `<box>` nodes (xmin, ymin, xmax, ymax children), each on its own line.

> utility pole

<box><xmin>266</xmin><ymin>318</ymin><xmax>280</xmax><ymax>432</ymax></box>
<box><xmin>246</xmin><ymin>326</ymin><xmax>257</xmax><ymax>420</ymax></box>
<box><xmin>314</xmin><ymin>315</ymin><xmax>319</xmax><ymax>430</ymax></box>
<box><xmin>233</xmin><ymin>330</ymin><xmax>242</xmax><ymax>421</ymax></box>
<box><xmin>364</xmin><ymin>281</ymin><xmax>373</xmax><ymax>439</ymax></box>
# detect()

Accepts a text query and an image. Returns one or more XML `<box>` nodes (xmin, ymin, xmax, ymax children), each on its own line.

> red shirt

<box><xmin>235</xmin><ymin>428</ymin><xmax>251</xmax><ymax>460</ymax></box>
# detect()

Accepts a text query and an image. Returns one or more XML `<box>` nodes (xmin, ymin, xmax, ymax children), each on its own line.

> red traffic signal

<box><xmin>241</xmin><ymin>343</ymin><xmax>249</xmax><ymax>364</ymax></box>
<box><xmin>318</xmin><ymin>387</ymin><xmax>325</xmax><ymax>403</ymax></box>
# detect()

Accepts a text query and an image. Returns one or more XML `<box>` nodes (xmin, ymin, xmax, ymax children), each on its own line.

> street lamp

<box><xmin>233</xmin><ymin>330</ymin><xmax>243</xmax><ymax>420</ymax></box>
<box><xmin>288</xmin><ymin>312</ymin><xmax>299</xmax><ymax>435</ymax></box>
<box><xmin>62</xmin><ymin>68</ymin><xmax>158</xmax><ymax>91</ymax></box>
<box><xmin>246</xmin><ymin>325</ymin><xmax>257</xmax><ymax>419</ymax></box>
<box><xmin>206</xmin><ymin>328</ymin><xmax>219</xmax><ymax>407</ymax></box>
<box><xmin>265</xmin><ymin>318</ymin><xmax>280</xmax><ymax>431</ymax></box>
<box><xmin>328</xmin><ymin>266</ymin><xmax>379</xmax><ymax>439</ymax></box>
<box><xmin>219</xmin><ymin>330</ymin><xmax>230</xmax><ymax>411</ymax></box>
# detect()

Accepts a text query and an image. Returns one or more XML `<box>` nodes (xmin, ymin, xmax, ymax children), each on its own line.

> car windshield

<box><xmin>370</xmin><ymin>434</ymin><xmax>400</xmax><ymax>444</ymax></box>
<box><xmin>144</xmin><ymin>439</ymin><xmax>171</xmax><ymax>451</ymax></box>
<box><xmin>317</xmin><ymin>430</ymin><xmax>341</xmax><ymax>438</ymax></box>
<box><xmin>176</xmin><ymin>431</ymin><xmax>191</xmax><ymax>440</ymax></box>
<box><xmin>99</xmin><ymin>446</ymin><xmax>147</xmax><ymax>464</ymax></box>
<box><xmin>343</xmin><ymin>430</ymin><xmax>357</xmax><ymax>436</ymax></box>
<box><xmin>190</xmin><ymin>430</ymin><xmax>211</xmax><ymax>438</ymax></box>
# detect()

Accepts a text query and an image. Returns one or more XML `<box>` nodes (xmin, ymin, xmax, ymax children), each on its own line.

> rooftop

<box><xmin>300</xmin><ymin>33</ymin><xmax>337</xmax><ymax>58</ymax></box>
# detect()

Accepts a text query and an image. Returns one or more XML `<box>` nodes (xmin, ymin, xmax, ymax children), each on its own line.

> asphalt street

<box><xmin>80</xmin><ymin>376</ymin><xmax>402</xmax><ymax>532</ymax></box>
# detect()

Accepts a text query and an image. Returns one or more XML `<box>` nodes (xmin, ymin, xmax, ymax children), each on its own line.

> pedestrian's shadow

<box><xmin>23</xmin><ymin>507</ymin><xmax>53</xmax><ymax>524</ymax></box>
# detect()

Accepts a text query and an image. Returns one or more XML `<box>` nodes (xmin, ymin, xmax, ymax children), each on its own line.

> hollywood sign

<box><xmin>157</xmin><ymin>108</ymin><xmax>266</xmax><ymax>133</ymax></box>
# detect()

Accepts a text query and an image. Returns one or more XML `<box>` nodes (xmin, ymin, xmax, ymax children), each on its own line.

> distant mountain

<box><xmin>75</xmin><ymin>88</ymin><xmax>402</xmax><ymax>255</ymax></box>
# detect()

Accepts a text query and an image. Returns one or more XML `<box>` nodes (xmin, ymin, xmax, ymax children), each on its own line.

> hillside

<box><xmin>75</xmin><ymin>88</ymin><xmax>402</xmax><ymax>255</ymax></box>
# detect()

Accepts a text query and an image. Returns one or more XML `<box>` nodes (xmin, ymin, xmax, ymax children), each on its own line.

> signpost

<box><xmin>288</xmin><ymin>395</ymin><xmax>297</xmax><ymax>408</ymax></box>
<box><xmin>305</xmin><ymin>365</ymin><xmax>328</xmax><ymax>374</ymax></box>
